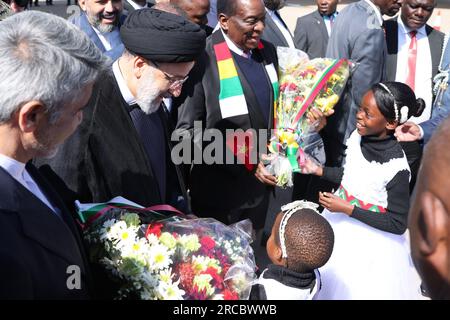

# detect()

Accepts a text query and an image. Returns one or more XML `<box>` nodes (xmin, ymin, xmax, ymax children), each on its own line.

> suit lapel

<box><xmin>0</xmin><ymin>167</ymin><xmax>85</xmax><ymax>267</ymax></box>
<box><xmin>79</xmin><ymin>13</ymin><xmax>106</xmax><ymax>53</ymax></box>
<box><xmin>313</xmin><ymin>11</ymin><xmax>329</xmax><ymax>42</ymax></box>
<box><xmin>265</xmin><ymin>13</ymin><xmax>289</xmax><ymax>47</ymax></box>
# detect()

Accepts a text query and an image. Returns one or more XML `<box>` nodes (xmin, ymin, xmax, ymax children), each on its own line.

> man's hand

<box><xmin>395</xmin><ymin>122</ymin><xmax>422</xmax><ymax>142</ymax></box>
<box><xmin>319</xmin><ymin>191</ymin><xmax>354</xmax><ymax>215</ymax></box>
<box><xmin>307</xmin><ymin>108</ymin><xmax>334</xmax><ymax>132</ymax></box>
<box><xmin>255</xmin><ymin>162</ymin><xmax>278</xmax><ymax>186</ymax></box>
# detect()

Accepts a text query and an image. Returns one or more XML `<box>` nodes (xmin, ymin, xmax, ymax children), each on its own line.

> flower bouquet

<box><xmin>78</xmin><ymin>198</ymin><xmax>256</xmax><ymax>300</ymax></box>
<box><xmin>266</xmin><ymin>47</ymin><xmax>351</xmax><ymax>187</ymax></box>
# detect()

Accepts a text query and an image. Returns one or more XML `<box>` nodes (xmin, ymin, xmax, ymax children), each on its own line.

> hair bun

<box><xmin>415</xmin><ymin>98</ymin><xmax>426</xmax><ymax>118</ymax></box>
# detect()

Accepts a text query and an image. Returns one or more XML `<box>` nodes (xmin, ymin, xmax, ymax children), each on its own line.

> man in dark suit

<box><xmin>70</xmin><ymin>0</ymin><xmax>126</xmax><ymax>62</ymax></box>
<box><xmin>0</xmin><ymin>11</ymin><xmax>106</xmax><ymax>299</ymax></box>
<box><xmin>322</xmin><ymin>0</ymin><xmax>401</xmax><ymax>170</ymax></box>
<box><xmin>36</xmin><ymin>7</ymin><xmax>206</xmax><ymax>215</ymax></box>
<box><xmin>176</xmin><ymin>0</ymin><xmax>279</xmax><ymax>229</ymax></box>
<box><xmin>294</xmin><ymin>0</ymin><xmax>338</xmax><ymax>59</ymax></box>
<box><xmin>384</xmin><ymin>0</ymin><xmax>443</xmax><ymax>191</ymax></box>
<box><xmin>261</xmin><ymin>0</ymin><xmax>296</xmax><ymax>49</ymax></box>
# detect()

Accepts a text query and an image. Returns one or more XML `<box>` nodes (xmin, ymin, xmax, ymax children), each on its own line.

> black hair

<box><xmin>280</xmin><ymin>209</ymin><xmax>334</xmax><ymax>273</ymax></box>
<box><xmin>372</xmin><ymin>81</ymin><xmax>425</xmax><ymax>123</ymax></box>
<box><xmin>217</xmin><ymin>0</ymin><xmax>238</xmax><ymax>16</ymax></box>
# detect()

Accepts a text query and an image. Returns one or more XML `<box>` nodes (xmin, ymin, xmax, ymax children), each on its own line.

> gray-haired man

<box><xmin>0</xmin><ymin>11</ymin><xmax>107</xmax><ymax>299</ymax></box>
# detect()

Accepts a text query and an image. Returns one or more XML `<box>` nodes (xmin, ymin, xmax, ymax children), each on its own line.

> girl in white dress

<box><xmin>304</xmin><ymin>82</ymin><xmax>425</xmax><ymax>299</ymax></box>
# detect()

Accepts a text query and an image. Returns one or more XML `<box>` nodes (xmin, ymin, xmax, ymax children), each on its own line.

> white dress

<box><xmin>316</xmin><ymin>131</ymin><xmax>422</xmax><ymax>300</ymax></box>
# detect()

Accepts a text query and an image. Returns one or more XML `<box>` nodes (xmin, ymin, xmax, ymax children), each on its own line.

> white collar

<box><xmin>364</xmin><ymin>0</ymin><xmax>384</xmax><ymax>26</ymax></box>
<box><xmin>220</xmin><ymin>28</ymin><xmax>252</xmax><ymax>57</ymax></box>
<box><xmin>266</xmin><ymin>8</ymin><xmax>277</xmax><ymax>17</ymax></box>
<box><xmin>398</xmin><ymin>15</ymin><xmax>427</xmax><ymax>36</ymax></box>
<box><xmin>128</xmin><ymin>0</ymin><xmax>145</xmax><ymax>10</ymax></box>
<box><xmin>112</xmin><ymin>60</ymin><xmax>137</xmax><ymax>106</ymax></box>
<box><xmin>0</xmin><ymin>153</ymin><xmax>26</xmax><ymax>182</ymax></box>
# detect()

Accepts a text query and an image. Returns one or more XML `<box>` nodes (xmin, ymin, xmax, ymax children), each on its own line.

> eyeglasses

<box><xmin>149</xmin><ymin>60</ymin><xmax>189</xmax><ymax>89</ymax></box>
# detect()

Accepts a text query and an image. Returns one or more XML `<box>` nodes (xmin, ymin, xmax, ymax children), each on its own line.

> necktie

<box><xmin>329</xmin><ymin>14</ymin><xmax>335</xmax><ymax>27</ymax></box>
<box><xmin>406</xmin><ymin>31</ymin><xmax>417</xmax><ymax>91</ymax></box>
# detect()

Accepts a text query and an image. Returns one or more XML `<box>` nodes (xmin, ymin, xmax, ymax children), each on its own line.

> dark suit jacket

<box><xmin>324</xmin><ymin>0</ymin><xmax>386</xmax><ymax>166</ymax></box>
<box><xmin>176</xmin><ymin>30</ymin><xmax>278</xmax><ymax>218</ymax></box>
<box><xmin>35</xmin><ymin>70</ymin><xmax>187</xmax><ymax>212</ymax></box>
<box><xmin>0</xmin><ymin>164</ymin><xmax>91</xmax><ymax>299</ymax></box>
<box><xmin>384</xmin><ymin>18</ymin><xmax>444</xmax><ymax>87</ymax></box>
<box><xmin>294</xmin><ymin>10</ymin><xmax>329</xmax><ymax>59</ymax></box>
<box><xmin>261</xmin><ymin>9</ymin><xmax>292</xmax><ymax>48</ymax></box>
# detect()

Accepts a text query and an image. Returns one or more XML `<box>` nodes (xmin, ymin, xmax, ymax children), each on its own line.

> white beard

<box><xmin>136</xmin><ymin>69</ymin><xmax>165</xmax><ymax>115</ymax></box>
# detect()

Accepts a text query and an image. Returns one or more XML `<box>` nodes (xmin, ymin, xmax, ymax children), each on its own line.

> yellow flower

<box><xmin>159</xmin><ymin>232</ymin><xmax>177</xmax><ymax>249</ymax></box>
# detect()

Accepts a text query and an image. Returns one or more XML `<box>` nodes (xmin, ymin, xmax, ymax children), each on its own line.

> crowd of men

<box><xmin>0</xmin><ymin>0</ymin><xmax>449</xmax><ymax>300</ymax></box>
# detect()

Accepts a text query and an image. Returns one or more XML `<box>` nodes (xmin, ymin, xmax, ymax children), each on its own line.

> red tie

<box><xmin>406</xmin><ymin>31</ymin><xmax>417</xmax><ymax>91</ymax></box>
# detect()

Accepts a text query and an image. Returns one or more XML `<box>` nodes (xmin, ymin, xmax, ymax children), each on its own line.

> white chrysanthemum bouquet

<box><xmin>78</xmin><ymin>199</ymin><xmax>256</xmax><ymax>300</ymax></box>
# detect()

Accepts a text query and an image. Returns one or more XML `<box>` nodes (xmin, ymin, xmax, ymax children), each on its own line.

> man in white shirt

<box><xmin>70</xmin><ymin>0</ymin><xmax>126</xmax><ymax>61</ymax></box>
<box><xmin>385</xmin><ymin>0</ymin><xmax>444</xmax><ymax>191</ymax></box>
<box><xmin>261</xmin><ymin>0</ymin><xmax>296</xmax><ymax>48</ymax></box>
<box><xmin>0</xmin><ymin>11</ymin><xmax>106</xmax><ymax>299</ymax></box>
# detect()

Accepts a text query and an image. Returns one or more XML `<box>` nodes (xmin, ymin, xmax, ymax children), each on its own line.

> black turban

<box><xmin>120</xmin><ymin>8</ymin><xmax>206</xmax><ymax>63</ymax></box>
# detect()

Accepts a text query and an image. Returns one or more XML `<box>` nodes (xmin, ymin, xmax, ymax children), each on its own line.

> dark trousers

<box><xmin>400</xmin><ymin>141</ymin><xmax>423</xmax><ymax>194</ymax></box>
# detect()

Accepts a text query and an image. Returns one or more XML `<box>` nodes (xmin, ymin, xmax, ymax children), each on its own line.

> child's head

<box><xmin>266</xmin><ymin>201</ymin><xmax>334</xmax><ymax>273</ymax></box>
<box><xmin>357</xmin><ymin>81</ymin><xmax>425</xmax><ymax>137</ymax></box>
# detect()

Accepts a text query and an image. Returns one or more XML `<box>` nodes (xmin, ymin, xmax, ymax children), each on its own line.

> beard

<box><xmin>30</xmin><ymin>135</ymin><xmax>60</xmax><ymax>159</ymax></box>
<box><xmin>136</xmin><ymin>69</ymin><xmax>165</xmax><ymax>115</ymax></box>
<box><xmin>87</xmin><ymin>11</ymin><xmax>118</xmax><ymax>33</ymax></box>
<box><xmin>264</xmin><ymin>0</ymin><xmax>286</xmax><ymax>11</ymax></box>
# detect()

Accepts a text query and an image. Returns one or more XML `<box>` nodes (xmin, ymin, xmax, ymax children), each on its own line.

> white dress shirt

<box><xmin>266</xmin><ymin>9</ymin><xmax>296</xmax><ymax>48</ymax></box>
<box><xmin>93</xmin><ymin>26</ymin><xmax>115</xmax><ymax>51</ymax></box>
<box><xmin>113</xmin><ymin>60</ymin><xmax>137</xmax><ymax>105</ymax></box>
<box><xmin>323</xmin><ymin>12</ymin><xmax>338</xmax><ymax>36</ymax></box>
<box><xmin>127</xmin><ymin>0</ymin><xmax>145</xmax><ymax>10</ymax></box>
<box><xmin>395</xmin><ymin>17</ymin><xmax>433</xmax><ymax>124</ymax></box>
<box><xmin>0</xmin><ymin>153</ymin><xmax>57</xmax><ymax>214</ymax></box>
<box><xmin>221</xmin><ymin>28</ymin><xmax>252</xmax><ymax>57</ymax></box>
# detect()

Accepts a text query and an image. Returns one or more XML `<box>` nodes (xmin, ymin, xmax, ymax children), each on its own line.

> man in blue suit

<box><xmin>396</xmin><ymin>37</ymin><xmax>450</xmax><ymax>144</ymax></box>
<box><xmin>0</xmin><ymin>11</ymin><xmax>106</xmax><ymax>299</ymax></box>
<box><xmin>70</xmin><ymin>0</ymin><xmax>125</xmax><ymax>62</ymax></box>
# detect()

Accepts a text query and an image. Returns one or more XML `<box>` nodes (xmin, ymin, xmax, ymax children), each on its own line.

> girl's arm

<box><xmin>350</xmin><ymin>170</ymin><xmax>410</xmax><ymax>235</ymax></box>
<box><xmin>321</xmin><ymin>167</ymin><xmax>344</xmax><ymax>185</ymax></box>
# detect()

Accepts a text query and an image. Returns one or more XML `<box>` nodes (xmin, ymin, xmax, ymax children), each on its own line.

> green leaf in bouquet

<box><xmin>123</xmin><ymin>213</ymin><xmax>141</xmax><ymax>227</ymax></box>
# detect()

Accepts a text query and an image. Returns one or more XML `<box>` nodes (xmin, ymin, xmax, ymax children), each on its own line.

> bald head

<box><xmin>409</xmin><ymin>117</ymin><xmax>450</xmax><ymax>299</ymax></box>
<box><xmin>170</xmin><ymin>0</ymin><xmax>210</xmax><ymax>26</ymax></box>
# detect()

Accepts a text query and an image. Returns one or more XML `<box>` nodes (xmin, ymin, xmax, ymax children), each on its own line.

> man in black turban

<box><xmin>36</xmin><ymin>5</ymin><xmax>206</xmax><ymax>244</ymax></box>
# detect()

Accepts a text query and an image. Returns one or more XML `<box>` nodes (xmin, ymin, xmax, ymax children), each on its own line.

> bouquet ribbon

<box><xmin>292</xmin><ymin>59</ymin><xmax>345</xmax><ymax>126</ymax></box>
<box><xmin>78</xmin><ymin>203</ymin><xmax>185</xmax><ymax>227</ymax></box>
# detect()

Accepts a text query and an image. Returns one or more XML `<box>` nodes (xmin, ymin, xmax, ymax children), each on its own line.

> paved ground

<box><xmin>31</xmin><ymin>0</ymin><xmax>450</xmax><ymax>35</ymax></box>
